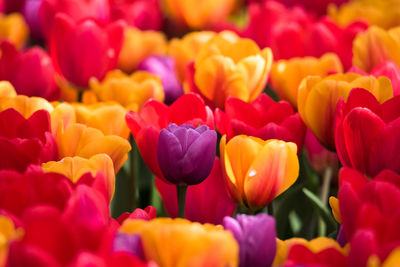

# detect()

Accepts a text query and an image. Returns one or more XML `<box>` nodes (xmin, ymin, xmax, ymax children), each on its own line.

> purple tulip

<box><xmin>223</xmin><ymin>214</ymin><xmax>277</xmax><ymax>267</ymax></box>
<box><xmin>23</xmin><ymin>0</ymin><xmax>44</xmax><ymax>41</ymax></box>
<box><xmin>157</xmin><ymin>123</ymin><xmax>217</xmax><ymax>185</ymax></box>
<box><xmin>112</xmin><ymin>233</ymin><xmax>144</xmax><ymax>260</ymax></box>
<box><xmin>137</xmin><ymin>55</ymin><xmax>183</xmax><ymax>105</ymax></box>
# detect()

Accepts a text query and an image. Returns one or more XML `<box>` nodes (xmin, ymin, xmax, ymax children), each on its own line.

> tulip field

<box><xmin>1</xmin><ymin>0</ymin><xmax>400</xmax><ymax>266</ymax></box>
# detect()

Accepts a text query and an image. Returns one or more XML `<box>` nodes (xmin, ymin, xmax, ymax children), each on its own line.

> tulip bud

<box><xmin>157</xmin><ymin>123</ymin><xmax>217</xmax><ymax>185</ymax></box>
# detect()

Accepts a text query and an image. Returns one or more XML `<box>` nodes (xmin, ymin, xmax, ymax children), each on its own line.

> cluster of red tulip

<box><xmin>1</xmin><ymin>0</ymin><xmax>400</xmax><ymax>266</ymax></box>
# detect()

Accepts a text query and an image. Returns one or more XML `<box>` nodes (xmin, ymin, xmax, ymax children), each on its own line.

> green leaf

<box><xmin>302</xmin><ymin>188</ymin><xmax>338</xmax><ymax>230</ymax></box>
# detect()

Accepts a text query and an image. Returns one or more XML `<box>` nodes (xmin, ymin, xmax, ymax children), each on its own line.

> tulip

<box><xmin>298</xmin><ymin>73</ymin><xmax>393</xmax><ymax>150</ymax></box>
<box><xmin>116</xmin><ymin>206</ymin><xmax>157</xmax><ymax>225</ymax></box>
<box><xmin>0</xmin><ymin>215</ymin><xmax>22</xmax><ymax>266</ymax></box>
<box><xmin>0</xmin><ymin>108</ymin><xmax>57</xmax><ymax>172</ymax></box>
<box><xmin>0</xmin><ymin>13</ymin><xmax>29</xmax><ymax>50</ymax></box>
<box><xmin>215</xmin><ymin>94</ymin><xmax>306</xmax><ymax>153</ymax></box>
<box><xmin>117</xmin><ymin>27</ymin><xmax>167</xmax><ymax>74</ymax></box>
<box><xmin>119</xmin><ymin>218</ymin><xmax>239</xmax><ymax>267</ymax></box>
<box><xmin>335</xmin><ymin>88</ymin><xmax>400</xmax><ymax>176</ymax></box>
<box><xmin>55</xmin><ymin>122</ymin><xmax>131</xmax><ymax>172</ymax></box>
<box><xmin>125</xmin><ymin>93</ymin><xmax>214</xmax><ymax>180</ymax></box>
<box><xmin>0</xmin><ymin>94</ymin><xmax>54</xmax><ymax>119</ymax></box>
<box><xmin>0</xmin><ymin>81</ymin><xmax>16</xmax><ymax>98</ymax></box>
<box><xmin>42</xmin><ymin>154</ymin><xmax>115</xmax><ymax>202</ymax></box>
<box><xmin>88</xmin><ymin>70</ymin><xmax>164</xmax><ymax>112</ymax></box>
<box><xmin>40</xmin><ymin>0</ymin><xmax>110</xmax><ymax>39</ymax></box>
<box><xmin>109</xmin><ymin>0</ymin><xmax>162</xmax><ymax>30</ymax></box>
<box><xmin>220</xmin><ymin>135</ymin><xmax>299</xmax><ymax>211</ymax></box>
<box><xmin>72</xmin><ymin>102</ymin><xmax>129</xmax><ymax>139</ymax></box>
<box><xmin>3</xmin><ymin>0</ymin><xmax>25</xmax><ymax>13</ymax></box>
<box><xmin>49</xmin><ymin>13</ymin><xmax>125</xmax><ymax>88</ymax></box>
<box><xmin>277</xmin><ymin>0</ymin><xmax>349</xmax><ymax>15</ymax></box>
<box><xmin>270</xmin><ymin>53</ymin><xmax>343</xmax><ymax>108</ymax></box>
<box><xmin>328</xmin><ymin>0</ymin><xmax>399</xmax><ymax>30</ymax></box>
<box><xmin>352</xmin><ymin>26</ymin><xmax>400</xmax><ymax>72</ymax></box>
<box><xmin>112</xmin><ymin>233</ymin><xmax>144</xmax><ymax>260</ymax></box>
<box><xmin>155</xmin><ymin>158</ymin><xmax>236</xmax><ymax>224</ymax></box>
<box><xmin>188</xmin><ymin>31</ymin><xmax>273</xmax><ymax>109</ymax></box>
<box><xmin>223</xmin><ymin>214</ymin><xmax>276</xmax><ymax>267</ymax></box>
<box><xmin>0</xmin><ymin>41</ymin><xmax>59</xmax><ymax>100</ymax></box>
<box><xmin>168</xmin><ymin>31</ymin><xmax>216</xmax><ymax>82</ymax></box>
<box><xmin>137</xmin><ymin>55</ymin><xmax>183</xmax><ymax>104</ymax></box>
<box><xmin>22</xmin><ymin>0</ymin><xmax>43</xmax><ymax>40</ymax></box>
<box><xmin>162</xmin><ymin>0</ymin><xmax>235</xmax><ymax>29</ymax></box>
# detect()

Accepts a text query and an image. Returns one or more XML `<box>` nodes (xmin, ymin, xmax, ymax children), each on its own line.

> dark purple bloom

<box><xmin>223</xmin><ymin>214</ymin><xmax>277</xmax><ymax>267</ymax></box>
<box><xmin>23</xmin><ymin>0</ymin><xmax>44</xmax><ymax>41</ymax></box>
<box><xmin>137</xmin><ymin>55</ymin><xmax>183</xmax><ymax>105</ymax></box>
<box><xmin>112</xmin><ymin>233</ymin><xmax>144</xmax><ymax>260</ymax></box>
<box><xmin>157</xmin><ymin>123</ymin><xmax>217</xmax><ymax>185</ymax></box>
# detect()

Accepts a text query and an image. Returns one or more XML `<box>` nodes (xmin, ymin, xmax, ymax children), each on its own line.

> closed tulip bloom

<box><xmin>298</xmin><ymin>73</ymin><xmax>393</xmax><ymax>150</ymax></box>
<box><xmin>335</xmin><ymin>88</ymin><xmax>400</xmax><ymax>177</ymax></box>
<box><xmin>49</xmin><ymin>13</ymin><xmax>125</xmax><ymax>88</ymax></box>
<box><xmin>220</xmin><ymin>135</ymin><xmax>299</xmax><ymax>211</ymax></box>
<box><xmin>0</xmin><ymin>41</ymin><xmax>59</xmax><ymax>100</ymax></box>
<box><xmin>89</xmin><ymin>70</ymin><xmax>164</xmax><ymax>112</ymax></box>
<box><xmin>271</xmin><ymin>53</ymin><xmax>343</xmax><ymax>108</ymax></box>
<box><xmin>353</xmin><ymin>26</ymin><xmax>400</xmax><ymax>72</ymax></box>
<box><xmin>215</xmin><ymin>94</ymin><xmax>306</xmax><ymax>153</ymax></box>
<box><xmin>119</xmin><ymin>218</ymin><xmax>239</xmax><ymax>267</ymax></box>
<box><xmin>157</xmin><ymin>123</ymin><xmax>216</xmax><ymax>185</ymax></box>
<box><xmin>118</xmin><ymin>27</ymin><xmax>167</xmax><ymax>73</ymax></box>
<box><xmin>223</xmin><ymin>214</ymin><xmax>276</xmax><ymax>267</ymax></box>
<box><xmin>190</xmin><ymin>31</ymin><xmax>273</xmax><ymax>109</ymax></box>
<box><xmin>0</xmin><ymin>13</ymin><xmax>29</xmax><ymax>50</ymax></box>
<box><xmin>137</xmin><ymin>55</ymin><xmax>183</xmax><ymax>104</ymax></box>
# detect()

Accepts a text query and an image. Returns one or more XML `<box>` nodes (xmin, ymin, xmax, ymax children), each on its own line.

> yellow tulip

<box><xmin>120</xmin><ymin>218</ymin><xmax>239</xmax><ymax>267</ymax></box>
<box><xmin>42</xmin><ymin>154</ymin><xmax>115</xmax><ymax>200</ymax></box>
<box><xmin>0</xmin><ymin>216</ymin><xmax>23</xmax><ymax>267</ymax></box>
<box><xmin>55</xmin><ymin>122</ymin><xmax>131</xmax><ymax>172</ymax></box>
<box><xmin>328</xmin><ymin>0</ymin><xmax>400</xmax><ymax>29</ymax></box>
<box><xmin>353</xmin><ymin>26</ymin><xmax>400</xmax><ymax>72</ymax></box>
<box><xmin>367</xmin><ymin>248</ymin><xmax>400</xmax><ymax>267</ymax></box>
<box><xmin>220</xmin><ymin>135</ymin><xmax>299</xmax><ymax>211</ymax></box>
<box><xmin>162</xmin><ymin>0</ymin><xmax>235</xmax><ymax>29</ymax></box>
<box><xmin>0</xmin><ymin>95</ymin><xmax>54</xmax><ymax>118</ymax></box>
<box><xmin>73</xmin><ymin>102</ymin><xmax>129</xmax><ymax>139</ymax></box>
<box><xmin>329</xmin><ymin>196</ymin><xmax>341</xmax><ymax>223</ymax></box>
<box><xmin>297</xmin><ymin>73</ymin><xmax>393</xmax><ymax>150</ymax></box>
<box><xmin>169</xmin><ymin>31</ymin><xmax>217</xmax><ymax>82</ymax></box>
<box><xmin>50</xmin><ymin>102</ymin><xmax>76</xmax><ymax>135</ymax></box>
<box><xmin>194</xmin><ymin>31</ymin><xmax>273</xmax><ymax>108</ymax></box>
<box><xmin>118</xmin><ymin>27</ymin><xmax>167</xmax><ymax>73</ymax></box>
<box><xmin>0</xmin><ymin>81</ymin><xmax>17</xmax><ymax>98</ymax></box>
<box><xmin>89</xmin><ymin>70</ymin><xmax>164</xmax><ymax>111</ymax></box>
<box><xmin>0</xmin><ymin>13</ymin><xmax>29</xmax><ymax>50</ymax></box>
<box><xmin>270</xmin><ymin>53</ymin><xmax>343</xmax><ymax>108</ymax></box>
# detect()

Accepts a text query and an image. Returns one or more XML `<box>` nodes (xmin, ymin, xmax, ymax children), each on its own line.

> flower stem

<box><xmin>177</xmin><ymin>184</ymin><xmax>188</xmax><ymax>218</ymax></box>
<box><xmin>318</xmin><ymin>166</ymin><xmax>333</xmax><ymax>236</ymax></box>
<box><xmin>129</xmin><ymin>135</ymin><xmax>136</xmax><ymax>211</ymax></box>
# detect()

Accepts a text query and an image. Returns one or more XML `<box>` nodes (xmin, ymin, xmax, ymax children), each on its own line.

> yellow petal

<box><xmin>0</xmin><ymin>95</ymin><xmax>53</xmax><ymax>118</ymax></box>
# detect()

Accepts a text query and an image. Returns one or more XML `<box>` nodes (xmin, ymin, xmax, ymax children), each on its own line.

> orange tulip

<box><xmin>192</xmin><ymin>31</ymin><xmax>273</xmax><ymax>108</ymax></box>
<box><xmin>162</xmin><ymin>0</ymin><xmax>235</xmax><ymax>29</ymax></box>
<box><xmin>73</xmin><ymin>102</ymin><xmax>129</xmax><ymax>139</ymax></box>
<box><xmin>88</xmin><ymin>70</ymin><xmax>164</xmax><ymax>111</ymax></box>
<box><xmin>119</xmin><ymin>218</ymin><xmax>239</xmax><ymax>267</ymax></box>
<box><xmin>368</xmin><ymin>248</ymin><xmax>400</xmax><ymax>267</ymax></box>
<box><xmin>55</xmin><ymin>122</ymin><xmax>131</xmax><ymax>172</ymax></box>
<box><xmin>297</xmin><ymin>73</ymin><xmax>393</xmax><ymax>150</ymax></box>
<box><xmin>169</xmin><ymin>31</ymin><xmax>217</xmax><ymax>83</ymax></box>
<box><xmin>50</xmin><ymin>102</ymin><xmax>76</xmax><ymax>134</ymax></box>
<box><xmin>0</xmin><ymin>94</ymin><xmax>54</xmax><ymax>118</ymax></box>
<box><xmin>0</xmin><ymin>215</ymin><xmax>23</xmax><ymax>266</ymax></box>
<box><xmin>353</xmin><ymin>26</ymin><xmax>400</xmax><ymax>72</ymax></box>
<box><xmin>328</xmin><ymin>0</ymin><xmax>400</xmax><ymax>29</ymax></box>
<box><xmin>0</xmin><ymin>13</ymin><xmax>29</xmax><ymax>50</ymax></box>
<box><xmin>118</xmin><ymin>27</ymin><xmax>167</xmax><ymax>73</ymax></box>
<box><xmin>329</xmin><ymin>196</ymin><xmax>341</xmax><ymax>223</ymax></box>
<box><xmin>270</xmin><ymin>53</ymin><xmax>343</xmax><ymax>108</ymax></box>
<box><xmin>220</xmin><ymin>135</ymin><xmax>299</xmax><ymax>211</ymax></box>
<box><xmin>0</xmin><ymin>81</ymin><xmax>17</xmax><ymax>98</ymax></box>
<box><xmin>42</xmin><ymin>154</ymin><xmax>115</xmax><ymax>200</ymax></box>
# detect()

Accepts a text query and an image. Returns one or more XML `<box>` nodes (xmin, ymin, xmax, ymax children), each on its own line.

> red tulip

<box><xmin>49</xmin><ymin>13</ymin><xmax>124</xmax><ymax>88</ymax></box>
<box><xmin>338</xmin><ymin>168</ymin><xmax>400</xmax><ymax>265</ymax></box>
<box><xmin>215</xmin><ymin>94</ymin><xmax>305</xmax><ymax>153</ymax></box>
<box><xmin>109</xmin><ymin>0</ymin><xmax>162</xmax><ymax>30</ymax></box>
<box><xmin>0</xmin><ymin>108</ymin><xmax>57</xmax><ymax>172</ymax></box>
<box><xmin>155</xmin><ymin>158</ymin><xmax>236</xmax><ymax>224</ymax></box>
<box><xmin>125</xmin><ymin>93</ymin><xmax>214</xmax><ymax>180</ymax></box>
<box><xmin>40</xmin><ymin>0</ymin><xmax>110</xmax><ymax>39</ymax></box>
<box><xmin>3</xmin><ymin>0</ymin><xmax>25</xmax><ymax>13</ymax></box>
<box><xmin>335</xmin><ymin>88</ymin><xmax>400</xmax><ymax>177</ymax></box>
<box><xmin>349</xmin><ymin>61</ymin><xmax>400</xmax><ymax>96</ymax></box>
<box><xmin>0</xmin><ymin>41</ymin><xmax>59</xmax><ymax>100</ymax></box>
<box><xmin>116</xmin><ymin>206</ymin><xmax>157</xmax><ymax>224</ymax></box>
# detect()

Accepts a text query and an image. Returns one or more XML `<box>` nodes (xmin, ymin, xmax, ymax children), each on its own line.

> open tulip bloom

<box><xmin>4</xmin><ymin>1</ymin><xmax>400</xmax><ymax>266</ymax></box>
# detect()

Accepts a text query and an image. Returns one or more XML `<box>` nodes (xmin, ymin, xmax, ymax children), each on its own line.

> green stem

<box><xmin>268</xmin><ymin>201</ymin><xmax>274</xmax><ymax>217</ymax></box>
<box><xmin>177</xmin><ymin>184</ymin><xmax>188</xmax><ymax>218</ymax></box>
<box><xmin>129</xmin><ymin>136</ymin><xmax>136</xmax><ymax>211</ymax></box>
<box><xmin>318</xmin><ymin>166</ymin><xmax>333</xmax><ymax>236</ymax></box>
